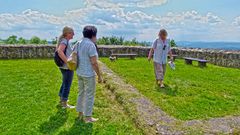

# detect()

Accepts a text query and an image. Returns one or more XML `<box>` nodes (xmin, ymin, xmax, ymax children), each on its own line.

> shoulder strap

<box><xmin>64</xmin><ymin>41</ymin><xmax>68</xmax><ymax>53</ymax></box>
<box><xmin>73</xmin><ymin>40</ymin><xmax>82</xmax><ymax>54</ymax></box>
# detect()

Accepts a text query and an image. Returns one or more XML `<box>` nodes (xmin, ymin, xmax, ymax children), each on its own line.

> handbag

<box><xmin>54</xmin><ymin>43</ymin><xmax>67</xmax><ymax>67</ymax></box>
<box><xmin>67</xmin><ymin>41</ymin><xmax>80</xmax><ymax>70</ymax></box>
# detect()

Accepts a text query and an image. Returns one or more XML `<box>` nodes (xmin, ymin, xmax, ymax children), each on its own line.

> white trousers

<box><xmin>76</xmin><ymin>76</ymin><xmax>96</xmax><ymax>116</ymax></box>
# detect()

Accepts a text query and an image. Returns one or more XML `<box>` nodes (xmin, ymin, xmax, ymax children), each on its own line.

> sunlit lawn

<box><xmin>101</xmin><ymin>58</ymin><xmax>240</xmax><ymax>120</ymax></box>
<box><xmin>0</xmin><ymin>59</ymin><xmax>142</xmax><ymax>135</ymax></box>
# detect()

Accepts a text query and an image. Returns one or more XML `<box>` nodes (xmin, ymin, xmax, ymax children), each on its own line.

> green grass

<box><xmin>101</xmin><ymin>58</ymin><xmax>240</xmax><ymax>120</ymax></box>
<box><xmin>0</xmin><ymin>59</ymin><xmax>143</xmax><ymax>135</ymax></box>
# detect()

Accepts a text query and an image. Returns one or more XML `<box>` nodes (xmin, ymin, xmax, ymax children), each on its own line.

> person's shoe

<box><xmin>156</xmin><ymin>80</ymin><xmax>161</xmax><ymax>86</ymax></box>
<box><xmin>62</xmin><ymin>104</ymin><xmax>75</xmax><ymax>109</ymax></box>
<box><xmin>61</xmin><ymin>101</ymin><xmax>75</xmax><ymax>109</ymax></box>
<box><xmin>59</xmin><ymin>98</ymin><xmax>69</xmax><ymax>104</ymax></box>
<box><xmin>160</xmin><ymin>84</ymin><xmax>165</xmax><ymax>88</ymax></box>
<box><xmin>84</xmin><ymin>117</ymin><xmax>99</xmax><ymax>123</ymax></box>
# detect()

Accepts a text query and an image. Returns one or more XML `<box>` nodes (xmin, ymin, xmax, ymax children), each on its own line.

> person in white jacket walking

<box><xmin>148</xmin><ymin>29</ymin><xmax>173</xmax><ymax>88</ymax></box>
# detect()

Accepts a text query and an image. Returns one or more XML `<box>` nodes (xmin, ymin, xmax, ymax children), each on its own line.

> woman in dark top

<box><xmin>56</xmin><ymin>26</ymin><xmax>75</xmax><ymax>109</ymax></box>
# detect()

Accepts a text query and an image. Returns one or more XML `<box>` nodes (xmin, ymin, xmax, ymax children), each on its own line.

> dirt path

<box><xmin>99</xmin><ymin>61</ymin><xmax>240</xmax><ymax>135</ymax></box>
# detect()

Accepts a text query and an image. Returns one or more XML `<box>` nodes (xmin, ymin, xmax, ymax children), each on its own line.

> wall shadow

<box><xmin>39</xmin><ymin>106</ymin><xmax>69</xmax><ymax>134</ymax></box>
<box><xmin>58</xmin><ymin>119</ymin><xmax>93</xmax><ymax>135</ymax></box>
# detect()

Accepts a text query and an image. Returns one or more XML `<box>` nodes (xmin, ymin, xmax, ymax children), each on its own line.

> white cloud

<box><xmin>233</xmin><ymin>16</ymin><xmax>240</xmax><ymax>27</ymax></box>
<box><xmin>0</xmin><ymin>0</ymin><xmax>239</xmax><ymax>41</ymax></box>
<box><xmin>84</xmin><ymin>0</ymin><xmax>168</xmax><ymax>8</ymax></box>
<box><xmin>136</xmin><ymin>0</ymin><xmax>168</xmax><ymax>8</ymax></box>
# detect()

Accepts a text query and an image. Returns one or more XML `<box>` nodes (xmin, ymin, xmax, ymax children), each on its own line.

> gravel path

<box><xmin>99</xmin><ymin>61</ymin><xmax>240</xmax><ymax>135</ymax></box>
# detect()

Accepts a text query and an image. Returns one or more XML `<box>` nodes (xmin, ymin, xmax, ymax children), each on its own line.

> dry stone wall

<box><xmin>0</xmin><ymin>45</ymin><xmax>239</xmax><ymax>68</ymax></box>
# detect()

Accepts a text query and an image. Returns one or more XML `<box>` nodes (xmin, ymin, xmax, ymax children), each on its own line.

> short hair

<box><xmin>83</xmin><ymin>26</ymin><xmax>97</xmax><ymax>39</ymax></box>
<box><xmin>159</xmin><ymin>29</ymin><xmax>168</xmax><ymax>36</ymax></box>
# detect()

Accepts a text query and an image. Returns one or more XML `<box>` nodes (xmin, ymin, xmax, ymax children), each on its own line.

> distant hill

<box><xmin>176</xmin><ymin>41</ymin><xmax>240</xmax><ymax>50</ymax></box>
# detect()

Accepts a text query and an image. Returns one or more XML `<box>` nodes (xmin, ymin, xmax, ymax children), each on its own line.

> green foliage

<box><xmin>18</xmin><ymin>37</ymin><xmax>27</xmax><ymax>44</ymax></box>
<box><xmin>170</xmin><ymin>39</ymin><xmax>177</xmax><ymax>47</ymax></box>
<box><xmin>52</xmin><ymin>38</ymin><xmax>57</xmax><ymax>45</ymax></box>
<box><xmin>97</xmin><ymin>36</ymin><xmax>149</xmax><ymax>46</ymax></box>
<box><xmin>30</xmin><ymin>36</ymin><xmax>41</xmax><ymax>44</ymax></box>
<box><xmin>0</xmin><ymin>59</ymin><xmax>142</xmax><ymax>135</ymax></box>
<box><xmin>1</xmin><ymin>35</ymin><xmax>59</xmax><ymax>45</ymax></box>
<box><xmin>6</xmin><ymin>35</ymin><xmax>18</xmax><ymax>44</ymax></box>
<box><xmin>101</xmin><ymin>58</ymin><xmax>240</xmax><ymax>120</ymax></box>
<box><xmin>0</xmin><ymin>38</ymin><xmax>4</xmax><ymax>44</ymax></box>
<box><xmin>40</xmin><ymin>39</ymin><xmax>48</xmax><ymax>44</ymax></box>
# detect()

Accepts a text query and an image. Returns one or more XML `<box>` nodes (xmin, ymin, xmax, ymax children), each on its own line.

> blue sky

<box><xmin>0</xmin><ymin>0</ymin><xmax>240</xmax><ymax>42</ymax></box>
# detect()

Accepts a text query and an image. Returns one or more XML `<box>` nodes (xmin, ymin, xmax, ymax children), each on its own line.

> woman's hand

<box><xmin>148</xmin><ymin>57</ymin><xmax>152</xmax><ymax>62</ymax></box>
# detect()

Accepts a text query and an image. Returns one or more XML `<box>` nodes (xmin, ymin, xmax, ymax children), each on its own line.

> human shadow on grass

<box><xmin>58</xmin><ymin>119</ymin><xmax>93</xmax><ymax>135</ymax></box>
<box><xmin>39</xmin><ymin>106</ymin><xmax>69</xmax><ymax>134</ymax></box>
<box><xmin>155</xmin><ymin>84</ymin><xmax>178</xmax><ymax>96</ymax></box>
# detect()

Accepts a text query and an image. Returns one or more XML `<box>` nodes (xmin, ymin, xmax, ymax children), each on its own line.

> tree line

<box><xmin>0</xmin><ymin>35</ymin><xmax>53</xmax><ymax>45</ymax></box>
<box><xmin>0</xmin><ymin>35</ymin><xmax>177</xmax><ymax>47</ymax></box>
<box><xmin>96</xmin><ymin>36</ymin><xmax>177</xmax><ymax>47</ymax></box>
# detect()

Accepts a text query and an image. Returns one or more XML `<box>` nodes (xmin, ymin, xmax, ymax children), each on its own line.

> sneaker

<box><xmin>62</xmin><ymin>104</ymin><xmax>75</xmax><ymax>109</ymax></box>
<box><xmin>61</xmin><ymin>101</ymin><xmax>75</xmax><ymax>109</ymax></box>
<box><xmin>59</xmin><ymin>99</ymin><xmax>69</xmax><ymax>104</ymax></box>
<box><xmin>84</xmin><ymin>117</ymin><xmax>99</xmax><ymax>123</ymax></box>
<box><xmin>156</xmin><ymin>80</ymin><xmax>161</xmax><ymax>86</ymax></box>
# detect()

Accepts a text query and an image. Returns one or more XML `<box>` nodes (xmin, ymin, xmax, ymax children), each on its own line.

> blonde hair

<box><xmin>56</xmin><ymin>26</ymin><xmax>74</xmax><ymax>48</ymax></box>
<box><xmin>158</xmin><ymin>29</ymin><xmax>168</xmax><ymax>37</ymax></box>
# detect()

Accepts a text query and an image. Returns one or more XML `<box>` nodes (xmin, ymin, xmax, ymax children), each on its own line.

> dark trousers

<box><xmin>59</xmin><ymin>68</ymin><xmax>74</xmax><ymax>101</ymax></box>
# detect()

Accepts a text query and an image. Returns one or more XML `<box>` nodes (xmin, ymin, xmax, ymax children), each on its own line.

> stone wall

<box><xmin>0</xmin><ymin>45</ymin><xmax>239</xmax><ymax>68</ymax></box>
<box><xmin>98</xmin><ymin>45</ymin><xmax>240</xmax><ymax>68</ymax></box>
<box><xmin>173</xmin><ymin>48</ymin><xmax>240</xmax><ymax>68</ymax></box>
<box><xmin>0</xmin><ymin>45</ymin><xmax>55</xmax><ymax>59</ymax></box>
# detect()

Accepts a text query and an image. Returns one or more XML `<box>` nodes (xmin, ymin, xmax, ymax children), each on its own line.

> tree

<box><xmin>52</xmin><ymin>37</ymin><xmax>58</xmax><ymax>45</ymax></box>
<box><xmin>109</xmin><ymin>36</ymin><xmax>120</xmax><ymax>45</ymax></box>
<box><xmin>97</xmin><ymin>36</ymin><xmax>110</xmax><ymax>45</ymax></box>
<box><xmin>30</xmin><ymin>36</ymin><xmax>41</xmax><ymax>44</ymax></box>
<box><xmin>52</xmin><ymin>39</ymin><xmax>57</xmax><ymax>45</ymax></box>
<box><xmin>97</xmin><ymin>36</ymin><xmax>146</xmax><ymax>46</ymax></box>
<box><xmin>18</xmin><ymin>37</ymin><xmax>27</xmax><ymax>44</ymax></box>
<box><xmin>131</xmin><ymin>38</ymin><xmax>138</xmax><ymax>46</ymax></box>
<box><xmin>170</xmin><ymin>39</ymin><xmax>177</xmax><ymax>47</ymax></box>
<box><xmin>40</xmin><ymin>39</ymin><xmax>48</xmax><ymax>44</ymax></box>
<box><xmin>119</xmin><ymin>36</ymin><xmax>124</xmax><ymax>45</ymax></box>
<box><xmin>6</xmin><ymin>35</ymin><xmax>18</xmax><ymax>44</ymax></box>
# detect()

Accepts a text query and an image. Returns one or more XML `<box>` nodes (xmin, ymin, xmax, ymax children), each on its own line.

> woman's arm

<box><xmin>57</xmin><ymin>44</ymin><xmax>68</xmax><ymax>63</ymax></box>
<box><xmin>90</xmin><ymin>56</ymin><xmax>102</xmax><ymax>83</ymax></box>
<box><xmin>148</xmin><ymin>48</ymin><xmax>154</xmax><ymax>61</ymax></box>
<box><xmin>148</xmin><ymin>39</ymin><xmax>157</xmax><ymax>61</ymax></box>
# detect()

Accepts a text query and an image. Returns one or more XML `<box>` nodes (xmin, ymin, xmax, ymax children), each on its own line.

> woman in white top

<box><xmin>148</xmin><ymin>29</ymin><xmax>173</xmax><ymax>88</ymax></box>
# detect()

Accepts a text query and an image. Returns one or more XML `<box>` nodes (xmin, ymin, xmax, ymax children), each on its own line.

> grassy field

<box><xmin>0</xmin><ymin>60</ymin><xmax>143</xmax><ymax>135</ymax></box>
<box><xmin>101</xmin><ymin>58</ymin><xmax>240</xmax><ymax>120</ymax></box>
